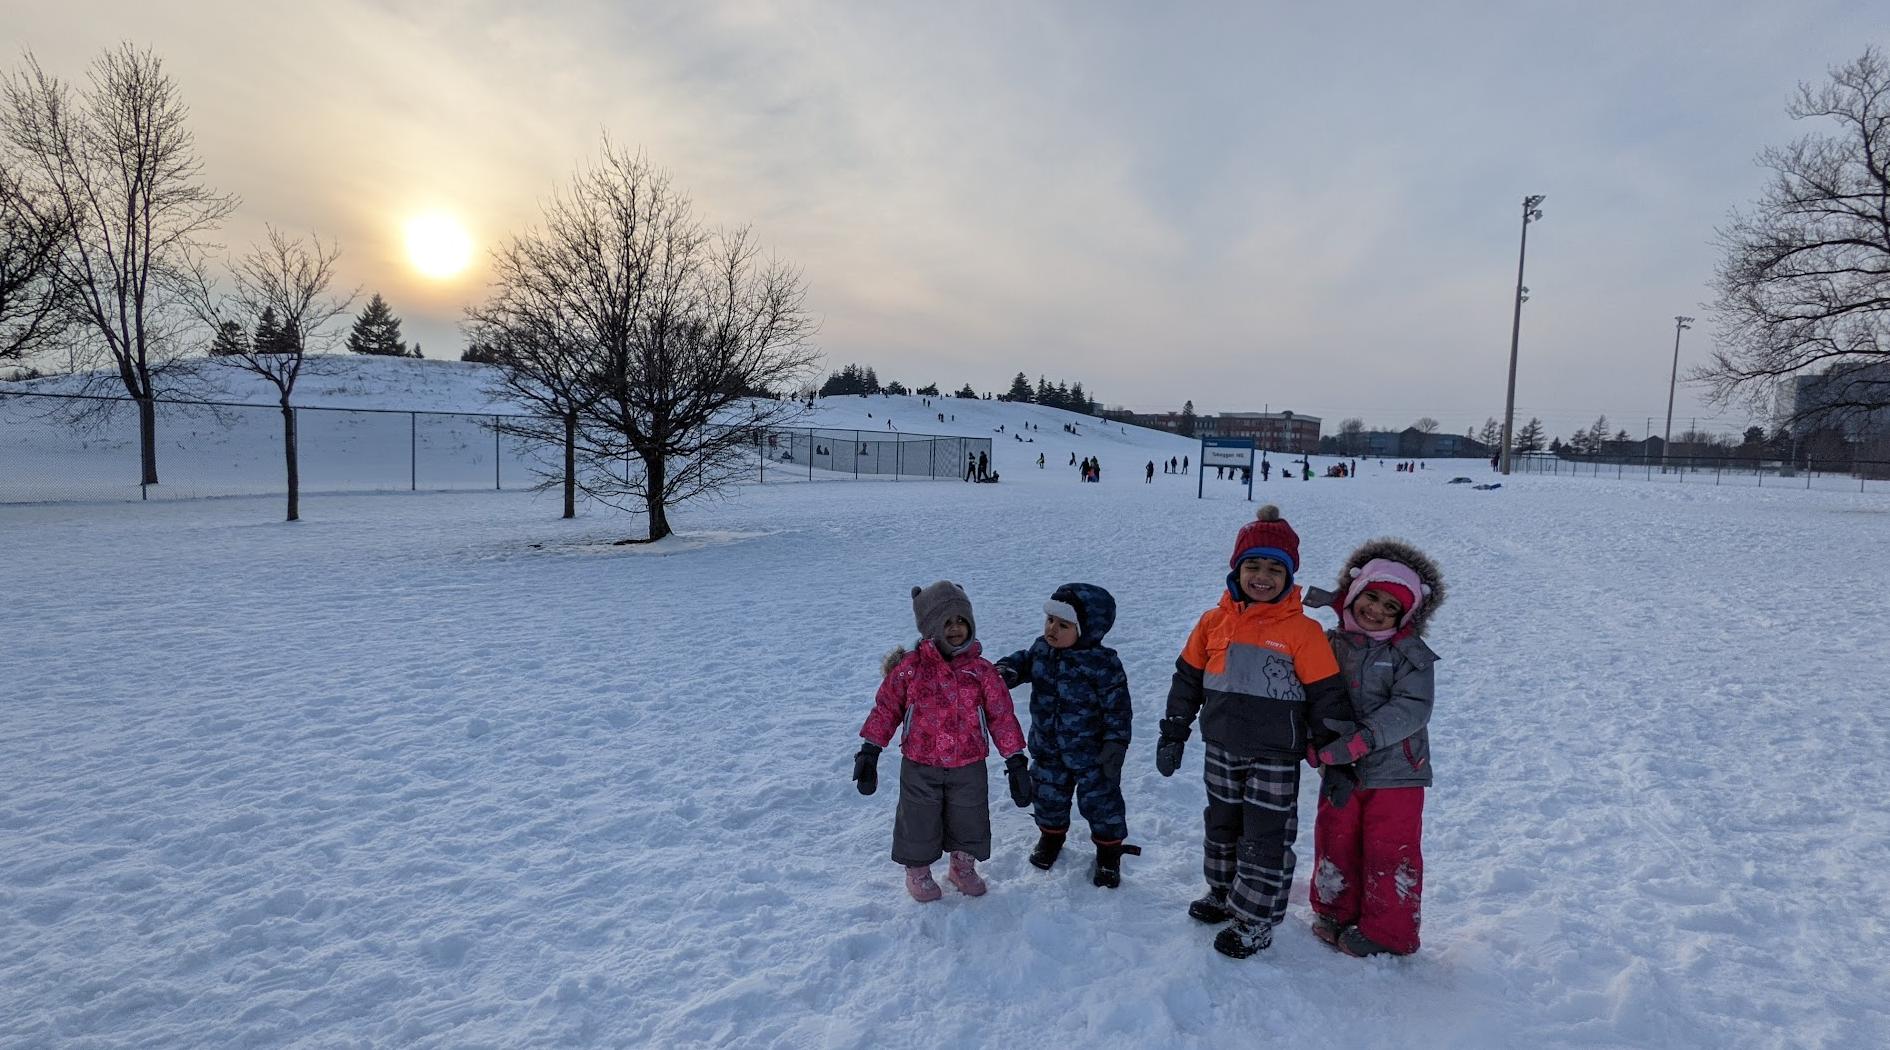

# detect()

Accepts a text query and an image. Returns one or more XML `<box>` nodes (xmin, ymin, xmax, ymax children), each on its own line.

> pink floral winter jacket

<box><xmin>860</xmin><ymin>640</ymin><xmax>1026</xmax><ymax>769</ymax></box>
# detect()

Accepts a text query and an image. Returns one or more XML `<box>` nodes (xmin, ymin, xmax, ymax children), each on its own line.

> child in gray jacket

<box><xmin>1304</xmin><ymin>539</ymin><xmax>1445</xmax><ymax>957</ymax></box>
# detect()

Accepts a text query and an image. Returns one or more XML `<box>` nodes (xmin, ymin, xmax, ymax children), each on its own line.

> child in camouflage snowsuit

<box><xmin>1304</xmin><ymin>539</ymin><xmax>1445</xmax><ymax>957</ymax></box>
<box><xmin>996</xmin><ymin>584</ymin><xmax>1141</xmax><ymax>887</ymax></box>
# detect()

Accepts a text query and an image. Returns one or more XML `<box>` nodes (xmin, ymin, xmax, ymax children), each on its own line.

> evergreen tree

<box><xmin>885</xmin><ymin>379</ymin><xmax>909</xmax><ymax>395</ymax></box>
<box><xmin>461</xmin><ymin>341</ymin><xmax>507</xmax><ymax>364</ymax></box>
<box><xmin>1035</xmin><ymin>375</ymin><xmax>1052</xmax><ymax>404</ymax></box>
<box><xmin>1179</xmin><ymin>399</ymin><xmax>1197</xmax><ymax>438</ymax></box>
<box><xmin>863</xmin><ymin>367</ymin><xmax>881</xmax><ymax>394</ymax></box>
<box><xmin>1005</xmin><ymin>372</ymin><xmax>1032</xmax><ymax>402</ymax></box>
<box><xmin>1053</xmin><ymin>380</ymin><xmax>1071</xmax><ymax>409</ymax></box>
<box><xmin>955</xmin><ymin>383</ymin><xmax>979</xmax><ymax>398</ymax></box>
<box><xmin>208</xmin><ymin>320</ymin><xmax>248</xmax><ymax>357</ymax></box>
<box><xmin>1478</xmin><ymin>417</ymin><xmax>1503</xmax><ymax>447</ymax></box>
<box><xmin>915</xmin><ymin>383</ymin><xmax>940</xmax><ymax>396</ymax></box>
<box><xmin>252</xmin><ymin>307</ymin><xmax>301</xmax><ymax>355</ymax></box>
<box><xmin>1069</xmin><ymin>381</ymin><xmax>1088</xmax><ymax>415</ymax></box>
<box><xmin>1514</xmin><ymin>416</ymin><xmax>1546</xmax><ymax>453</ymax></box>
<box><xmin>345</xmin><ymin>292</ymin><xmax>409</xmax><ymax>356</ymax></box>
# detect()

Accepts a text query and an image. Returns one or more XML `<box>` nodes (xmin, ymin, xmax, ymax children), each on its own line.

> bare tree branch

<box><xmin>2</xmin><ymin>44</ymin><xmax>237</xmax><ymax>482</ymax></box>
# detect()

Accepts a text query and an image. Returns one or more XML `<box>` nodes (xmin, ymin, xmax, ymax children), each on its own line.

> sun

<box><xmin>404</xmin><ymin>212</ymin><xmax>473</xmax><ymax>279</ymax></box>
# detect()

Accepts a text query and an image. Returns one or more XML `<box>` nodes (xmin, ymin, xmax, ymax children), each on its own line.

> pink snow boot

<box><xmin>947</xmin><ymin>851</ymin><xmax>987</xmax><ymax>897</ymax></box>
<box><xmin>905</xmin><ymin>865</ymin><xmax>943</xmax><ymax>902</ymax></box>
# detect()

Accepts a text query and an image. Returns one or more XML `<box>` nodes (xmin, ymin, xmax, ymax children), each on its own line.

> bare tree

<box><xmin>0</xmin><ymin>156</ymin><xmax>71</xmax><ymax>363</ymax></box>
<box><xmin>190</xmin><ymin>228</ymin><xmax>354</xmax><ymax>521</ymax></box>
<box><xmin>1701</xmin><ymin>48</ymin><xmax>1890</xmax><ymax>427</ymax></box>
<box><xmin>1413</xmin><ymin>416</ymin><xmax>1440</xmax><ymax>434</ymax></box>
<box><xmin>476</xmin><ymin>143</ymin><xmax>817</xmax><ymax>539</ymax></box>
<box><xmin>2</xmin><ymin>45</ymin><xmax>237</xmax><ymax>482</ymax></box>
<box><xmin>1338</xmin><ymin>417</ymin><xmax>1365</xmax><ymax>455</ymax></box>
<box><xmin>462</xmin><ymin>304</ymin><xmax>593</xmax><ymax>519</ymax></box>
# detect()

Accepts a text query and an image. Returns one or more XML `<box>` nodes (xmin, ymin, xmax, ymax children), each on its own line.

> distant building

<box><xmin>1357</xmin><ymin>428</ymin><xmax>1491</xmax><ymax>459</ymax></box>
<box><xmin>1784</xmin><ymin>362</ymin><xmax>1890</xmax><ymax>439</ymax></box>
<box><xmin>1196</xmin><ymin>411</ymin><xmax>1321</xmax><ymax>453</ymax></box>
<box><xmin>1103</xmin><ymin>409</ymin><xmax>1192</xmax><ymax>434</ymax></box>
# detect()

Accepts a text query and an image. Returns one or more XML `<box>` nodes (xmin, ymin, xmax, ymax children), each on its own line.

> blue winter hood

<box><xmin>1049</xmin><ymin>583</ymin><xmax>1116</xmax><ymax>648</ymax></box>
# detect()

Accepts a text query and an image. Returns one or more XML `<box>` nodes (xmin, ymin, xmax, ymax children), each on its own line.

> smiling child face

<box><xmin>942</xmin><ymin>615</ymin><xmax>971</xmax><ymax>649</ymax></box>
<box><xmin>1351</xmin><ymin>587</ymin><xmax>1407</xmax><ymax>632</ymax></box>
<box><xmin>1237</xmin><ymin>557</ymin><xmax>1289</xmax><ymax>603</ymax></box>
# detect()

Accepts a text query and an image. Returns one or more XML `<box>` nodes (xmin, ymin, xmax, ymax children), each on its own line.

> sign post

<box><xmin>1198</xmin><ymin>436</ymin><xmax>1256</xmax><ymax>501</ymax></box>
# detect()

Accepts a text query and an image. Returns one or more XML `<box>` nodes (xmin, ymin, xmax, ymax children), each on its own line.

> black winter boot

<box><xmin>1188</xmin><ymin>889</ymin><xmax>1233</xmax><ymax>924</ymax></box>
<box><xmin>1089</xmin><ymin>839</ymin><xmax>1141</xmax><ymax>888</ymax></box>
<box><xmin>1213</xmin><ymin>918</ymin><xmax>1273</xmax><ymax>959</ymax></box>
<box><xmin>1029</xmin><ymin>828</ymin><xmax>1067</xmax><ymax>871</ymax></box>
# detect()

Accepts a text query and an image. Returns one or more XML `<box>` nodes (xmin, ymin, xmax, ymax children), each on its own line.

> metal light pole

<box><xmin>1500</xmin><ymin>194</ymin><xmax>1546</xmax><ymax>475</ymax></box>
<box><xmin>1661</xmin><ymin>315</ymin><xmax>1694</xmax><ymax>473</ymax></box>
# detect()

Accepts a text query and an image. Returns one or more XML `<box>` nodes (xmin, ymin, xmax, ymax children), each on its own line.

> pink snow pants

<box><xmin>1310</xmin><ymin>786</ymin><xmax>1424</xmax><ymax>954</ymax></box>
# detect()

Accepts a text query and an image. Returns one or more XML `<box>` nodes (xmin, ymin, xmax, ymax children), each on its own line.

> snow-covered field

<box><xmin>4</xmin><ymin>382</ymin><xmax>1889</xmax><ymax>1049</ymax></box>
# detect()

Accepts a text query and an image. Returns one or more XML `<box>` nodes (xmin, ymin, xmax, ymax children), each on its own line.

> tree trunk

<box><xmin>137</xmin><ymin>395</ymin><xmax>159</xmax><ymax>485</ymax></box>
<box><xmin>643</xmin><ymin>452</ymin><xmax>670</xmax><ymax>541</ymax></box>
<box><xmin>562</xmin><ymin>410</ymin><xmax>577</xmax><ymax>519</ymax></box>
<box><xmin>281</xmin><ymin>402</ymin><xmax>299</xmax><ymax>522</ymax></box>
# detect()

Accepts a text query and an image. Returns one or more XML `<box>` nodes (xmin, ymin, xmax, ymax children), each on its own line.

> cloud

<box><xmin>7</xmin><ymin>1</ymin><xmax>1885</xmax><ymax>436</ymax></box>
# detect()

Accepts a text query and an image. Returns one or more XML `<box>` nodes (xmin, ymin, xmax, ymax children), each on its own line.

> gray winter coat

<box><xmin>1306</xmin><ymin>537</ymin><xmax>1445</xmax><ymax>790</ymax></box>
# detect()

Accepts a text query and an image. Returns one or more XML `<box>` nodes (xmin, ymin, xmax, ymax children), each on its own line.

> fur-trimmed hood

<box><xmin>880</xmin><ymin>638</ymin><xmax>984</xmax><ymax>678</ymax></box>
<box><xmin>1320</xmin><ymin>537</ymin><xmax>1446</xmax><ymax>637</ymax></box>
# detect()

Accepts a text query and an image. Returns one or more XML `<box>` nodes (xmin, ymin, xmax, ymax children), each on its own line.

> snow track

<box><xmin>4</xmin><ymin>425</ymin><xmax>1887</xmax><ymax>1048</ymax></box>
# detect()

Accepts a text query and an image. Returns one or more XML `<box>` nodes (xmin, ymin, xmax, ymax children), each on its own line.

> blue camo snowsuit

<box><xmin>996</xmin><ymin>584</ymin><xmax>1132</xmax><ymax>842</ymax></box>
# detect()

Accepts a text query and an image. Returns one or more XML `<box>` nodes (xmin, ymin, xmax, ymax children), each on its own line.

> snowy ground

<box><xmin>4</xmin><ymin>399</ymin><xmax>1889</xmax><ymax>1049</ymax></box>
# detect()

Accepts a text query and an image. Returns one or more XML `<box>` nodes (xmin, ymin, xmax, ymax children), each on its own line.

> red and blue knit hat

<box><xmin>1230</xmin><ymin>504</ymin><xmax>1300</xmax><ymax>577</ymax></box>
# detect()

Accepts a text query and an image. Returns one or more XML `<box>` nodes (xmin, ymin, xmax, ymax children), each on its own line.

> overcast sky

<box><xmin>8</xmin><ymin>1</ymin><xmax>1884</xmax><ymax>437</ymax></box>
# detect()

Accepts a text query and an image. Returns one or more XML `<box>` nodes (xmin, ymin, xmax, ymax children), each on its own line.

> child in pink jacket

<box><xmin>853</xmin><ymin>581</ymin><xmax>1032</xmax><ymax>901</ymax></box>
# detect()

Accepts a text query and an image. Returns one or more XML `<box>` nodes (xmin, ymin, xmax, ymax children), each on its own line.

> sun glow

<box><xmin>404</xmin><ymin>213</ymin><xmax>473</xmax><ymax>279</ymax></box>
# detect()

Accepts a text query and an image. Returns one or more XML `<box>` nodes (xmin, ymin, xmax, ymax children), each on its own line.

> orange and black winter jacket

<box><xmin>1164</xmin><ymin>587</ymin><xmax>1349</xmax><ymax>758</ymax></box>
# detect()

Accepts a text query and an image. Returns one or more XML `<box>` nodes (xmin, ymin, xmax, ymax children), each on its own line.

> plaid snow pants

<box><xmin>1201</xmin><ymin>742</ymin><xmax>1300</xmax><ymax>926</ymax></box>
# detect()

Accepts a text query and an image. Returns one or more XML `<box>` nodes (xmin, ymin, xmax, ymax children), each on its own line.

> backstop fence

<box><xmin>0</xmin><ymin>391</ymin><xmax>989</xmax><ymax>504</ymax></box>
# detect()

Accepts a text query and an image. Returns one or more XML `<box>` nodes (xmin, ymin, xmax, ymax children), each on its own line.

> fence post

<box><xmin>759</xmin><ymin>429</ymin><xmax>765</xmax><ymax>483</ymax></box>
<box><xmin>494</xmin><ymin>416</ymin><xmax>501</xmax><ymax>490</ymax></box>
<box><xmin>410</xmin><ymin>412</ymin><xmax>417</xmax><ymax>491</ymax></box>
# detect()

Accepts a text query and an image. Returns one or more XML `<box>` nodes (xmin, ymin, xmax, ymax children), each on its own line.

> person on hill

<box><xmin>1155</xmin><ymin>505</ymin><xmax>1353</xmax><ymax>958</ymax></box>
<box><xmin>853</xmin><ymin>582</ymin><xmax>1031</xmax><ymax>901</ymax></box>
<box><xmin>1302</xmin><ymin>541</ymin><xmax>1446</xmax><ymax>958</ymax></box>
<box><xmin>996</xmin><ymin>585</ymin><xmax>1140</xmax><ymax>887</ymax></box>
<box><xmin>1183</xmin><ymin>455</ymin><xmax>1190</xmax><ymax>472</ymax></box>
<box><xmin>978</xmin><ymin>451</ymin><xmax>989</xmax><ymax>480</ymax></box>
<box><xmin>1038</xmin><ymin>452</ymin><xmax>1045</xmax><ymax>468</ymax></box>
<box><xmin>1146</xmin><ymin>461</ymin><xmax>1156</xmax><ymax>483</ymax></box>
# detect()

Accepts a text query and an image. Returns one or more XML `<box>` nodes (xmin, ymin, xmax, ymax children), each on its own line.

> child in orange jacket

<box><xmin>1156</xmin><ymin>505</ymin><xmax>1353</xmax><ymax>958</ymax></box>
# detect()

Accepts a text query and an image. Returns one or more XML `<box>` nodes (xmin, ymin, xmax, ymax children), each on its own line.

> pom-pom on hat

<box><xmin>1230</xmin><ymin>504</ymin><xmax>1301</xmax><ymax>574</ymax></box>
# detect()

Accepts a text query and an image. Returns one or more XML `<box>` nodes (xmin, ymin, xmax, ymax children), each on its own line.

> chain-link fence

<box><xmin>0</xmin><ymin>391</ymin><xmax>991</xmax><ymax>504</ymax></box>
<box><xmin>1506</xmin><ymin>451</ymin><xmax>1890</xmax><ymax>492</ymax></box>
<box><xmin>752</xmin><ymin>427</ymin><xmax>994</xmax><ymax>482</ymax></box>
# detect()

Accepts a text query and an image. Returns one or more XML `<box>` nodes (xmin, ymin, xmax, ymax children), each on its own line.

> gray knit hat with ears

<box><xmin>912</xmin><ymin>580</ymin><xmax>977</xmax><ymax>652</ymax></box>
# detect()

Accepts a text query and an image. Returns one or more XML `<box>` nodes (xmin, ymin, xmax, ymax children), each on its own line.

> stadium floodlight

<box><xmin>1499</xmin><ymin>195</ymin><xmax>1546</xmax><ymax>474</ymax></box>
<box><xmin>1662</xmin><ymin>315</ymin><xmax>1695</xmax><ymax>472</ymax></box>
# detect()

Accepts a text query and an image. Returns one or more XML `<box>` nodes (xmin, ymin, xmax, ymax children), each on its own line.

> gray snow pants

<box><xmin>891</xmin><ymin>757</ymin><xmax>992</xmax><ymax>866</ymax></box>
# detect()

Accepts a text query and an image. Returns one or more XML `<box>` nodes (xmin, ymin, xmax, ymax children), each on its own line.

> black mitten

<box><xmin>1321</xmin><ymin>764</ymin><xmax>1359</xmax><ymax>809</ymax></box>
<box><xmin>1005</xmin><ymin>753</ymin><xmax>1032</xmax><ymax>808</ymax></box>
<box><xmin>1155</xmin><ymin>717</ymin><xmax>1190</xmax><ymax>777</ymax></box>
<box><xmin>852</xmin><ymin>742</ymin><xmax>882</xmax><ymax>796</ymax></box>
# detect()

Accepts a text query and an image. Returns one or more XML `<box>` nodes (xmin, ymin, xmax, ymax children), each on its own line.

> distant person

<box><xmin>1183</xmin><ymin>455</ymin><xmax>1190</xmax><ymax>472</ymax></box>
<box><xmin>853</xmin><ymin>582</ymin><xmax>1029</xmax><ymax>902</ymax></box>
<box><xmin>966</xmin><ymin>454</ymin><xmax>976</xmax><ymax>482</ymax></box>
<box><xmin>978</xmin><ymin>450</ymin><xmax>989</xmax><ymax>480</ymax></box>
<box><xmin>1146</xmin><ymin>461</ymin><xmax>1155</xmax><ymax>483</ymax></box>
<box><xmin>1070</xmin><ymin>451</ymin><xmax>1077</xmax><ymax>466</ymax></box>
<box><xmin>1261</xmin><ymin>460</ymin><xmax>1271</xmax><ymax>482</ymax></box>
<box><xmin>1301</xmin><ymin>539</ymin><xmax>1448</xmax><ymax>958</ymax></box>
<box><xmin>1038</xmin><ymin>452</ymin><xmax>1045</xmax><ymax>468</ymax></box>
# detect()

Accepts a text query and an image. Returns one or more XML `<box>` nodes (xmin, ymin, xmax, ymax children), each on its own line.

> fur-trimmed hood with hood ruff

<box><xmin>1307</xmin><ymin>537</ymin><xmax>1446</xmax><ymax>638</ymax></box>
